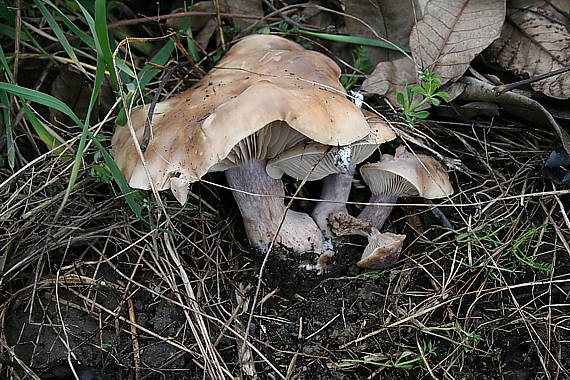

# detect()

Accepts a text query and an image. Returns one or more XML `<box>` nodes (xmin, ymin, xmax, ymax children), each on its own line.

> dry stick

<box><xmin>163</xmin><ymin>233</ymin><xmax>230</xmax><ymax>379</ymax></box>
<box><xmin>492</xmin><ymin>66</ymin><xmax>570</xmax><ymax>96</ymax></box>
<box><xmin>242</xmin><ymin>147</ymin><xmax>332</xmax><ymax>374</ymax></box>
<box><xmin>212</xmin><ymin>0</ymin><xmax>226</xmax><ymax>50</ymax></box>
<box><xmin>0</xmin><ymin>338</ymin><xmax>41</xmax><ymax>380</ymax></box>
<box><xmin>55</xmin><ymin>269</ymin><xmax>80</xmax><ymax>380</ymax></box>
<box><xmin>173</xmin><ymin>34</ymin><xmax>205</xmax><ymax>78</ymax></box>
<box><xmin>127</xmin><ymin>297</ymin><xmax>141</xmax><ymax>380</ymax></box>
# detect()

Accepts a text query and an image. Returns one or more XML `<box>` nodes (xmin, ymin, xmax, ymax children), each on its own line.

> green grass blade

<box><xmin>94</xmin><ymin>0</ymin><xmax>118</xmax><ymax>88</ymax></box>
<box><xmin>0</xmin><ymin>90</ymin><xmax>14</xmax><ymax>169</ymax></box>
<box><xmin>42</xmin><ymin>0</ymin><xmax>95</xmax><ymax>49</ymax></box>
<box><xmin>0</xmin><ymin>83</ymin><xmax>81</xmax><ymax>124</ymax></box>
<box><xmin>0</xmin><ymin>82</ymin><xmax>141</xmax><ymax>218</ymax></box>
<box><xmin>21</xmin><ymin>103</ymin><xmax>60</xmax><ymax>149</ymax></box>
<box><xmin>0</xmin><ymin>44</ymin><xmax>59</xmax><ymax>151</ymax></box>
<box><xmin>0</xmin><ymin>24</ymin><xmax>31</xmax><ymax>41</ymax></box>
<box><xmin>56</xmin><ymin>57</ymin><xmax>105</xmax><ymax>218</ymax></box>
<box><xmin>85</xmin><ymin>131</ymin><xmax>142</xmax><ymax>219</ymax></box>
<box><xmin>33</xmin><ymin>0</ymin><xmax>88</xmax><ymax>76</ymax></box>
<box><xmin>295</xmin><ymin>30</ymin><xmax>411</xmax><ymax>53</ymax></box>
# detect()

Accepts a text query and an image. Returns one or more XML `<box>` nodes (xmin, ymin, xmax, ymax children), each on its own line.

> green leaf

<box><xmin>431</xmin><ymin>97</ymin><xmax>441</xmax><ymax>106</ymax></box>
<box><xmin>396</xmin><ymin>91</ymin><xmax>405</xmax><ymax>107</ymax></box>
<box><xmin>411</xmin><ymin>86</ymin><xmax>427</xmax><ymax>96</ymax></box>
<box><xmin>34</xmin><ymin>0</ymin><xmax>88</xmax><ymax>76</ymax></box>
<box><xmin>434</xmin><ymin>91</ymin><xmax>451</xmax><ymax>100</ymax></box>
<box><xmin>411</xmin><ymin>110</ymin><xmax>430</xmax><ymax>119</ymax></box>
<box><xmin>406</xmin><ymin>85</ymin><xmax>414</xmax><ymax>106</ymax></box>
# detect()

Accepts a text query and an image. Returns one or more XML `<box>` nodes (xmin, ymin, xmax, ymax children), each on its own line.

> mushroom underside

<box><xmin>224</xmin><ymin>159</ymin><xmax>324</xmax><ymax>253</ymax></box>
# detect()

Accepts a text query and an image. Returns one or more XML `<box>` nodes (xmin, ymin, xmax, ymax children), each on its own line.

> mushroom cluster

<box><xmin>328</xmin><ymin>145</ymin><xmax>453</xmax><ymax>268</ymax></box>
<box><xmin>112</xmin><ymin>34</ymin><xmax>452</xmax><ymax>269</ymax></box>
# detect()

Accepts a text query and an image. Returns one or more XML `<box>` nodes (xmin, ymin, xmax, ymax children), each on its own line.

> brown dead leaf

<box><xmin>361</xmin><ymin>57</ymin><xmax>423</xmax><ymax>107</ymax></box>
<box><xmin>225</xmin><ymin>0</ymin><xmax>264</xmax><ymax>30</ymax></box>
<box><xmin>50</xmin><ymin>66</ymin><xmax>113</xmax><ymax>127</ymax></box>
<box><xmin>409</xmin><ymin>0</ymin><xmax>506</xmax><ymax>86</ymax></box>
<box><xmin>485</xmin><ymin>0</ymin><xmax>570</xmax><ymax>99</ymax></box>
<box><xmin>344</xmin><ymin>0</ymin><xmax>420</xmax><ymax>64</ymax></box>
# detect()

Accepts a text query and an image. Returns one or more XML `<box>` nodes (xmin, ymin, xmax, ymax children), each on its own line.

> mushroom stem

<box><xmin>357</xmin><ymin>194</ymin><xmax>398</xmax><ymax>230</ymax></box>
<box><xmin>311</xmin><ymin>165</ymin><xmax>355</xmax><ymax>235</ymax></box>
<box><xmin>225</xmin><ymin>159</ymin><xmax>324</xmax><ymax>253</ymax></box>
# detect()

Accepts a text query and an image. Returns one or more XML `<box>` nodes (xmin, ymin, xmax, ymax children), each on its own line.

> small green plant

<box><xmin>88</xmin><ymin>150</ymin><xmax>113</xmax><ymax>183</ymax></box>
<box><xmin>341</xmin><ymin>48</ymin><xmax>372</xmax><ymax>91</ymax></box>
<box><xmin>344</xmin><ymin>341</ymin><xmax>435</xmax><ymax>369</ymax></box>
<box><xmin>422</xmin><ymin>324</ymin><xmax>487</xmax><ymax>354</ymax></box>
<box><xmin>397</xmin><ymin>68</ymin><xmax>450</xmax><ymax>125</ymax></box>
<box><xmin>428</xmin><ymin>218</ymin><xmax>551</xmax><ymax>276</ymax></box>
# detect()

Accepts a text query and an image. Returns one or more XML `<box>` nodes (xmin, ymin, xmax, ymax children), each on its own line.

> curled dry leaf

<box><xmin>485</xmin><ymin>0</ymin><xmax>570</xmax><ymax>99</ymax></box>
<box><xmin>362</xmin><ymin>57</ymin><xmax>427</xmax><ymax>108</ymax></box>
<box><xmin>409</xmin><ymin>0</ymin><xmax>506</xmax><ymax>86</ymax></box>
<box><xmin>50</xmin><ymin>65</ymin><xmax>113</xmax><ymax>126</ymax></box>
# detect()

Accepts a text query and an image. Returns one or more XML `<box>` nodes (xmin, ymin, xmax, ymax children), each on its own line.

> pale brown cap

<box><xmin>357</xmin><ymin>230</ymin><xmax>406</xmax><ymax>269</ymax></box>
<box><xmin>112</xmin><ymin>34</ymin><xmax>371</xmax><ymax>204</ymax></box>
<box><xmin>329</xmin><ymin>211</ymin><xmax>405</xmax><ymax>269</ymax></box>
<box><xmin>360</xmin><ymin>146</ymin><xmax>453</xmax><ymax>199</ymax></box>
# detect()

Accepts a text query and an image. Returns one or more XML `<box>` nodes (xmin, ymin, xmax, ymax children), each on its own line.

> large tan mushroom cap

<box><xmin>112</xmin><ymin>34</ymin><xmax>371</xmax><ymax>202</ymax></box>
<box><xmin>360</xmin><ymin>146</ymin><xmax>453</xmax><ymax>199</ymax></box>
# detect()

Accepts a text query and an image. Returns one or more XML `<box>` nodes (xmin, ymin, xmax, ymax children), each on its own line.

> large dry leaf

<box><xmin>50</xmin><ymin>65</ymin><xmax>113</xmax><ymax>126</ymax></box>
<box><xmin>344</xmin><ymin>0</ymin><xmax>420</xmax><ymax>64</ymax></box>
<box><xmin>485</xmin><ymin>0</ymin><xmax>570</xmax><ymax>99</ymax></box>
<box><xmin>409</xmin><ymin>0</ymin><xmax>506</xmax><ymax>86</ymax></box>
<box><xmin>226</xmin><ymin>0</ymin><xmax>264</xmax><ymax>30</ymax></box>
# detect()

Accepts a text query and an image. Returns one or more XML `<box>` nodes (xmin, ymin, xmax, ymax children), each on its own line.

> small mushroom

<box><xmin>266</xmin><ymin>110</ymin><xmax>396</xmax><ymax>234</ymax></box>
<box><xmin>112</xmin><ymin>34</ymin><xmax>376</xmax><ymax>253</ymax></box>
<box><xmin>358</xmin><ymin>146</ymin><xmax>454</xmax><ymax>230</ymax></box>
<box><xmin>329</xmin><ymin>212</ymin><xmax>406</xmax><ymax>268</ymax></box>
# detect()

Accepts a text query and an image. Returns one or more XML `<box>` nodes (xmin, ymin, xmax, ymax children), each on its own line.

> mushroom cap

<box><xmin>357</xmin><ymin>230</ymin><xmax>406</xmax><ymax>269</ymax></box>
<box><xmin>265</xmin><ymin>110</ymin><xmax>396</xmax><ymax>181</ymax></box>
<box><xmin>360</xmin><ymin>147</ymin><xmax>453</xmax><ymax>199</ymax></box>
<box><xmin>112</xmin><ymin>34</ymin><xmax>372</xmax><ymax>203</ymax></box>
